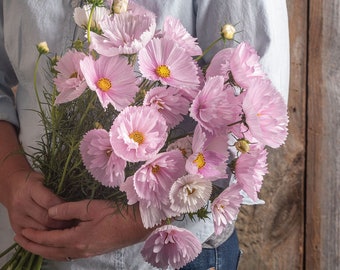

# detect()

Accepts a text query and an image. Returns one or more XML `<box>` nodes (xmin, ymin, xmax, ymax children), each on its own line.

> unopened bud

<box><xmin>234</xmin><ymin>139</ymin><xmax>250</xmax><ymax>153</ymax></box>
<box><xmin>221</xmin><ymin>24</ymin><xmax>236</xmax><ymax>40</ymax></box>
<box><xmin>37</xmin><ymin>41</ymin><xmax>50</xmax><ymax>55</ymax></box>
<box><xmin>112</xmin><ymin>0</ymin><xmax>129</xmax><ymax>14</ymax></box>
<box><xmin>94</xmin><ymin>122</ymin><xmax>104</xmax><ymax>129</ymax></box>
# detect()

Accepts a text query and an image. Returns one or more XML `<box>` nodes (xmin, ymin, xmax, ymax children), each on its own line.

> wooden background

<box><xmin>236</xmin><ymin>0</ymin><xmax>340</xmax><ymax>269</ymax></box>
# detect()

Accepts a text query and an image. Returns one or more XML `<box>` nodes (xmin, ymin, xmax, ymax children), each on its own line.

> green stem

<box><xmin>32</xmin><ymin>255</ymin><xmax>43</xmax><ymax>270</ymax></box>
<box><xmin>195</xmin><ymin>37</ymin><xmax>223</xmax><ymax>62</ymax></box>
<box><xmin>56</xmin><ymin>92</ymin><xmax>97</xmax><ymax>194</ymax></box>
<box><xmin>87</xmin><ymin>5</ymin><xmax>96</xmax><ymax>44</ymax></box>
<box><xmin>33</xmin><ymin>54</ymin><xmax>48</xmax><ymax>133</ymax></box>
<box><xmin>0</xmin><ymin>243</ymin><xmax>17</xmax><ymax>258</ymax></box>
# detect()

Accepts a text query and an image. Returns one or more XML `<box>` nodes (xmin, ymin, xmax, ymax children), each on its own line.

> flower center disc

<box><xmin>152</xmin><ymin>165</ymin><xmax>160</xmax><ymax>174</ymax></box>
<box><xmin>129</xmin><ymin>131</ymin><xmax>145</xmax><ymax>145</ymax></box>
<box><xmin>69</xmin><ymin>71</ymin><xmax>78</xmax><ymax>79</ymax></box>
<box><xmin>156</xmin><ymin>65</ymin><xmax>171</xmax><ymax>78</ymax></box>
<box><xmin>194</xmin><ymin>153</ymin><xmax>206</xmax><ymax>169</ymax></box>
<box><xmin>97</xmin><ymin>78</ymin><xmax>112</xmax><ymax>92</ymax></box>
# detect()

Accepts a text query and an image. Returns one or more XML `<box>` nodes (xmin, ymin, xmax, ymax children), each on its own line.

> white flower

<box><xmin>73</xmin><ymin>4</ymin><xmax>110</xmax><ymax>31</ymax></box>
<box><xmin>169</xmin><ymin>174</ymin><xmax>212</xmax><ymax>214</ymax></box>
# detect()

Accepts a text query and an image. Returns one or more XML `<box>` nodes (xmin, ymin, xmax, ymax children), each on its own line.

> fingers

<box><xmin>30</xmin><ymin>179</ymin><xmax>64</xmax><ymax>209</ymax></box>
<box><xmin>16</xmin><ymin>227</ymin><xmax>94</xmax><ymax>261</ymax></box>
<box><xmin>48</xmin><ymin>200</ymin><xmax>114</xmax><ymax>221</ymax></box>
<box><xmin>14</xmin><ymin>233</ymin><xmax>71</xmax><ymax>261</ymax></box>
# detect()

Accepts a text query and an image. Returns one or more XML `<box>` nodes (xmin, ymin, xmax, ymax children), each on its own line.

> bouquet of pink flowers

<box><xmin>0</xmin><ymin>0</ymin><xmax>288</xmax><ymax>269</ymax></box>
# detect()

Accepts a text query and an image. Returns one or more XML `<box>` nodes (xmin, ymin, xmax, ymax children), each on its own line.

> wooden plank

<box><xmin>236</xmin><ymin>0</ymin><xmax>307</xmax><ymax>268</ymax></box>
<box><xmin>306</xmin><ymin>0</ymin><xmax>340</xmax><ymax>269</ymax></box>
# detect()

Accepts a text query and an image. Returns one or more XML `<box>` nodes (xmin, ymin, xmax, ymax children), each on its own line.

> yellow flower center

<box><xmin>152</xmin><ymin>165</ymin><xmax>160</xmax><ymax>174</ymax></box>
<box><xmin>129</xmin><ymin>131</ymin><xmax>145</xmax><ymax>145</ymax></box>
<box><xmin>97</xmin><ymin>78</ymin><xmax>112</xmax><ymax>92</ymax></box>
<box><xmin>194</xmin><ymin>153</ymin><xmax>206</xmax><ymax>169</ymax></box>
<box><xmin>155</xmin><ymin>65</ymin><xmax>171</xmax><ymax>78</ymax></box>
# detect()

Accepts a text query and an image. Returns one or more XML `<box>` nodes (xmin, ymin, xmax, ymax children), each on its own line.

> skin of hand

<box><xmin>15</xmin><ymin>200</ymin><xmax>153</xmax><ymax>261</ymax></box>
<box><xmin>0</xmin><ymin>121</ymin><xmax>67</xmax><ymax>236</ymax></box>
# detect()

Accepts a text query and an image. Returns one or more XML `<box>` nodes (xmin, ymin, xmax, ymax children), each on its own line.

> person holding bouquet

<box><xmin>0</xmin><ymin>0</ymin><xmax>289</xmax><ymax>269</ymax></box>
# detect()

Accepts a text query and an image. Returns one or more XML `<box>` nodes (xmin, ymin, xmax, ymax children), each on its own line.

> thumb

<box><xmin>48</xmin><ymin>200</ymin><xmax>92</xmax><ymax>221</ymax></box>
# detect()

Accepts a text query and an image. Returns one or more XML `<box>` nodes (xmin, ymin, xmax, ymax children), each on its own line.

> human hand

<box><xmin>2</xmin><ymin>169</ymin><xmax>67</xmax><ymax>235</ymax></box>
<box><xmin>0</xmin><ymin>121</ymin><xmax>68</xmax><ymax>237</ymax></box>
<box><xmin>15</xmin><ymin>200</ymin><xmax>152</xmax><ymax>261</ymax></box>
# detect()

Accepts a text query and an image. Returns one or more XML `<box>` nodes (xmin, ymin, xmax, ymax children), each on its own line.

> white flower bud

<box><xmin>221</xmin><ymin>24</ymin><xmax>236</xmax><ymax>40</ymax></box>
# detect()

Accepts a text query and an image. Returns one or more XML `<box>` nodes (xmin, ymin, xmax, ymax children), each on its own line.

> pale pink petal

<box><xmin>119</xmin><ymin>176</ymin><xmax>139</xmax><ymax>205</ymax></box>
<box><xmin>110</xmin><ymin>106</ymin><xmax>168</xmax><ymax>162</ymax></box>
<box><xmin>169</xmin><ymin>174</ymin><xmax>212</xmax><ymax>214</ymax></box>
<box><xmin>206</xmin><ymin>47</ymin><xmax>234</xmax><ymax>79</ymax></box>
<box><xmin>162</xmin><ymin>16</ymin><xmax>202</xmax><ymax>56</ymax></box>
<box><xmin>141</xmin><ymin>225</ymin><xmax>202</xmax><ymax>269</ymax></box>
<box><xmin>138</xmin><ymin>37</ymin><xmax>200</xmax><ymax>89</ymax></box>
<box><xmin>230</xmin><ymin>42</ymin><xmax>266</xmax><ymax>89</ymax></box>
<box><xmin>186</xmin><ymin>125</ymin><xmax>229</xmax><ymax>179</ymax></box>
<box><xmin>235</xmin><ymin>144</ymin><xmax>268</xmax><ymax>201</ymax></box>
<box><xmin>139</xmin><ymin>200</ymin><xmax>180</xmax><ymax>229</ymax></box>
<box><xmin>133</xmin><ymin>150</ymin><xmax>186</xmax><ymax>208</ymax></box>
<box><xmin>54</xmin><ymin>50</ymin><xmax>87</xmax><ymax>104</ymax></box>
<box><xmin>80</xmin><ymin>55</ymin><xmax>138</xmax><ymax>110</ymax></box>
<box><xmin>211</xmin><ymin>183</ymin><xmax>243</xmax><ymax>235</ymax></box>
<box><xmin>242</xmin><ymin>78</ymin><xmax>289</xmax><ymax>148</ymax></box>
<box><xmin>80</xmin><ymin>129</ymin><xmax>126</xmax><ymax>187</ymax></box>
<box><xmin>190</xmin><ymin>76</ymin><xmax>241</xmax><ymax>135</ymax></box>
<box><xmin>143</xmin><ymin>86</ymin><xmax>190</xmax><ymax>128</ymax></box>
<box><xmin>90</xmin><ymin>12</ymin><xmax>156</xmax><ymax>56</ymax></box>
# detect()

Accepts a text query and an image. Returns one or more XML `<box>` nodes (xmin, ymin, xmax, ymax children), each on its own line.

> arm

<box><xmin>0</xmin><ymin>2</ymin><xmax>66</xmax><ymax>237</ymax></box>
<box><xmin>0</xmin><ymin>121</ymin><xmax>65</xmax><ymax>233</ymax></box>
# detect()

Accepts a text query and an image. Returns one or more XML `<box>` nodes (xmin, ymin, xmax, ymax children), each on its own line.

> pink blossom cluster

<box><xmin>52</xmin><ymin>1</ymin><xmax>288</xmax><ymax>269</ymax></box>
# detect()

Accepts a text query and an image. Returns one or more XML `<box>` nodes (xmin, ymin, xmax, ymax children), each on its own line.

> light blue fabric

<box><xmin>0</xmin><ymin>0</ymin><xmax>290</xmax><ymax>269</ymax></box>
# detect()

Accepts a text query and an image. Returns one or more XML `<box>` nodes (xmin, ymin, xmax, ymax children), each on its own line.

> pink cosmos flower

<box><xmin>80</xmin><ymin>55</ymin><xmax>138</xmax><ymax>110</ymax></box>
<box><xmin>143</xmin><ymin>86</ymin><xmax>190</xmax><ymax>128</ymax></box>
<box><xmin>120</xmin><ymin>176</ymin><xmax>139</xmax><ymax>205</ymax></box>
<box><xmin>162</xmin><ymin>16</ymin><xmax>202</xmax><ymax>56</ymax></box>
<box><xmin>242</xmin><ymin>78</ymin><xmax>289</xmax><ymax>148</ymax></box>
<box><xmin>120</xmin><ymin>175</ymin><xmax>180</xmax><ymax>228</ymax></box>
<box><xmin>234</xmin><ymin>144</ymin><xmax>268</xmax><ymax>201</ymax></box>
<box><xmin>190</xmin><ymin>76</ymin><xmax>242</xmax><ymax>135</ymax></box>
<box><xmin>139</xmin><ymin>200</ymin><xmax>180</xmax><ymax>228</ymax></box>
<box><xmin>110</xmin><ymin>106</ymin><xmax>168</xmax><ymax>162</ymax></box>
<box><xmin>54</xmin><ymin>50</ymin><xmax>87</xmax><ymax>104</ymax></box>
<box><xmin>79</xmin><ymin>129</ymin><xmax>126</xmax><ymax>187</ymax></box>
<box><xmin>229</xmin><ymin>42</ymin><xmax>266</xmax><ymax>89</ymax></box>
<box><xmin>133</xmin><ymin>150</ymin><xmax>186</xmax><ymax>208</ymax></box>
<box><xmin>138</xmin><ymin>37</ymin><xmax>200</xmax><ymax>89</ymax></box>
<box><xmin>186</xmin><ymin>125</ymin><xmax>229</xmax><ymax>180</ymax></box>
<box><xmin>169</xmin><ymin>174</ymin><xmax>212</xmax><ymax>214</ymax></box>
<box><xmin>90</xmin><ymin>12</ymin><xmax>156</xmax><ymax>56</ymax></box>
<box><xmin>141</xmin><ymin>225</ymin><xmax>202</xmax><ymax>269</ymax></box>
<box><xmin>205</xmin><ymin>47</ymin><xmax>234</xmax><ymax>79</ymax></box>
<box><xmin>211</xmin><ymin>183</ymin><xmax>243</xmax><ymax>235</ymax></box>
